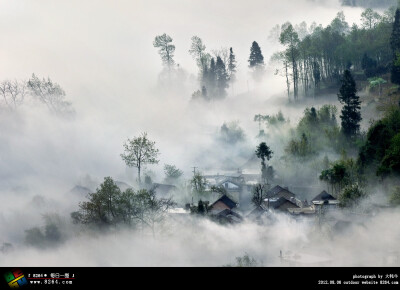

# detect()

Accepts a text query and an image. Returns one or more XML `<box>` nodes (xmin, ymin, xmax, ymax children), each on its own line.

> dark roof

<box><xmin>311</xmin><ymin>190</ymin><xmax>336</xmax><ymax>202</ymax></box>
<box><xmin>210</xmin><ymin>194</ymin><xmax>237</xmax><ymax>209</ymax></box>
<box><xmin>247</xmin><ymin>204</ymin><xmax>269</xmax><ymax>218</ymax></box>
<box><xmin>270</xmin><ymin>197</ymin><xmax>300</xmax><ymax>211</ymax></box>
<box><xmin>217</xmin><ymin>209</ymin><xmax>242</xmax><ymax>219</ymax></box>
<box><xmin>266</xmin><ymin>185</ymin><xmax>296</xmax><ymax>200</ymax></box>
<box><xmin>215</xmin><ymin>209</ymin><xmax>243</xmax><ymax>223</ymax></box>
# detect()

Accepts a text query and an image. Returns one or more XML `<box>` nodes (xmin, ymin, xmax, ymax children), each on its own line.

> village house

<box><xmin>287</xmin><ymin>190</ymin><xmax>339</xmax><ymax>217</ymax></box>
<box><xmin>208</xmin><ymin>194</ymin><xmax>238</xmax><ymax>214</ymax></box>
<box><xmin>208</xmin><ymin>194</ymin><xmax>243</xmax><ymax>223</ymax></box>
<box><xmin>261</xmin><ymin>185</ymin><xmax>306</xmax><ymax>214</ymax></box>
<box><xmin>246</xmin><ymin>203</ymin><xmax>274</xmax><ymax>224</ymax></box>
<box><xmin>213</xmin><ymin>209</ymin><xmax>243</xmax><ymax>224</ymax></box>
<box><xmin>311</xmin><ymin>190</ymin><xmax>340</xmax><ymax>213</ymax></box>
<box><xmin>265</xmin><ymin>196</ymin><xmax>300</xmax><ymax>213</ymax></box>
<box><xmin>204</xmin><ymin>170</ymin><xmax>259</xmax><ymax>207</ymax></box>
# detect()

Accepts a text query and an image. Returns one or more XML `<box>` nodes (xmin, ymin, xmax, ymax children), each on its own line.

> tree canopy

<box><xmin>121</xmin><ymin>132</ymin><xmax>160</xmax><ymax>185</ymax></box>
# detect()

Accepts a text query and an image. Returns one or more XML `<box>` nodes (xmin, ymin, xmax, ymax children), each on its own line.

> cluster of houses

<box><xmin>138</xmin><ymin>169</ymin><xmax>343</xmax><ymax>225</ymax></box>
<box><xmin>185</xmin><ymin>183</ymin><xmax>340</xmax><ymax>225</ymax></box>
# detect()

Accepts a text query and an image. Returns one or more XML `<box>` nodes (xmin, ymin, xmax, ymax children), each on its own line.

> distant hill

<box><xmin>68</xmin><ymin>185</ymin><xmax>92</xmax><ymax>199</ymax></box>
<box><xmin>341</xmin><ymin>0</ymin><xmax>397</xmax><ymax>8</ymax></box>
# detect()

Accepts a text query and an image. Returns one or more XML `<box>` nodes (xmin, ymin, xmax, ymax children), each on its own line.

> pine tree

<box><xmin>206</xmin><ymin>58</ymin><xmax>217</xmax><ymax>97</ymax></box>
<box><xmin>338</xmin><ymin>70</ymin><xmax>362</xmax><ymax>140</ymax></box>
<box><xmin>248</xmin><ymin>41</ymin><xmax>264</xmax><ymax>68</ymax></box>
<box><xmin>153</xmin><ymin>33</ymin><xmax>175</xmax><ymax>69</ymax></box>
<box><xmin>391</xmin><ymin>8</ymin><xmax>400</xmax><ymax>85</ymax></box>
<box><xmin>228</xmin><ymin>47</ymin><xmax>237</xmax><ymax>80</ymax></box>
<box><xmin>215</xmin><ymin>56</ymin><xmax>229</xmax><ymax>98</ymax></box>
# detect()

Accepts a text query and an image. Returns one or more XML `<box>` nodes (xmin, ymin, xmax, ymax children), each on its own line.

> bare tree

<box><xmin>133</xmin><ymin>188</ymin><xmax>175</xmax><ymax>237</ymax></box>
<box><xmin>252</xmin><ymin>183</ymin><xmax>267</xmax><ymax>207</ymax></box>
<box><xmin>212</xmin><ymin>47</ymin><xmax>229</xmax><ymax>68</ymax></box>
<box><xmin>0</xmin><ymin>80</ymin><xmax>27</xmax><ymax>109</ymax></box>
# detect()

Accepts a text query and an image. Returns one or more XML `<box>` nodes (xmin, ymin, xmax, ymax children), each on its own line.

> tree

<box><xmin>153</xmin><ymin>33</ymin><xmax>175</xmax><ymax>69</ymax></box>
<box><xmin>254</xmin><ymin>114</ymin><xmax>267</xmax><ymax>131</ymax></box>
<box><xmin>339</xmin><ymin>183</ymin><xmax>367</xmax><ymax>208</ymax></box>
<box><xmin>189</xmin><ymin>36</ymin><xmax>207</xmax><ymax>70</ymax></box>
<box><xmin>320</xmin><ymin>162</ymin><xmax>348</xmax><ymax>196</ymax></box>
<box><xmin>368</xmin><ymin>77</ymin><xmax>387</xmax><ymax>97</ymax></box>
<box><xmin>331</xmin><ymin>11</ymin><xmax>350</xmax><ymax>34</ymax></box>
<box><xmin>210</xmin><ymin>185</ymin><xmax>228</xmax><ymax>196</ymax></box>
<box><xmin>228</xmin><ymin>47</ymin><xmax>237</xmax><ymax>81</ymax></box>
<box><xmin>197</xmin><ymin>200</ymin><xmax>206</xmax><ymax>215</ymax></box>
<box><xmin>248</xmin><ymin>41</ymin><xmax>264</xmax><ymax>79</ymax></box>
<box><xmin>255</xmin><ymin>142</ymin><xmax>273</xmax><ymax>183</ymax></box>
<box><xmin>24</xmin><ymin>227</ymin><xmax>46</xmax><ymax>248</ymax></box>
<box><xmin>78</xmin><ymin>177</ymin><xmax>122</xmax><ymax>225</ymax></box>
<box><xmin>389</xmin><ymin>187</ymin><xmax>400</xmax><ymax>206</ymax></box>
<box><xmin>377</xmin><ymin>132</ymin><xmax>400</xmax><ymax>177</ymax></box>
<box><xmin>390</xmin><ymin>9</ymin><xmax>400</xmax><ymax>85</ymax></box>
<box><xmin>76</xmin><ymin>179</ymin><xmax>175</xmax><ymax>236</ymax></box>
<box><xmin>285</xmin><ymin>133</ymin><xmax>312</xmax><ymax>157</ymax></box>
<box><xmin>271</xmin><ymin>51</ymin><xmax>292</xmax><ymax>100</ymax></box>
<box><xmin>0</xmin><ymin>80</ymin><xmax>27</xmax><ymax>109</ymax></box>
<box><xmin>251</xmin><ymin>183</ymin><xmax>267</xmax><ymax>207</ymax></box>
<box><xmin>133</xmin><ymin>188</ymin><xmax>175</xmax><ymax>237</ymax></box>
<box><xmin>361</xmin><ymin>8</ymin><xmax>381</xmax><ymax>29</ymax></box>
<box><xmin>271</xmin><ymin>8</ymin><xmax>392</xmax><ymax>100</ymax></box>
<box><xmin>25</xmin><ymin>214</ymin><xmax>64</xmax><ymax>248</ymax></box>
<box><xmin>121</xmin><ymin>132</ymin><xmax>160</xmax><ymax>185</ymax></box>
<box><xmin>190</xmin><ymin>172</ymin><xmax>208</xmax><ymax>196</ymax></box>
<box><xmin>164</xmin><ymin>164</ymin><xmax>183</xmax><ymax>184</ymax></box>
<box><xmin>361</xmin><ymin>53</ymin><xmax>378</xmax><ymax>77</ymax></box>
<box><xmin>27</xmin><ymin>74</ymin><xmax>73</xmax><ymax>115</ymax></box>
<box><xmin>280</xmin><ymin>24</ymin><xmax>300</xmax><ymax>100</ymax></box>
<box><xmin>203</xmin><ymin>57</ymin><xmax>217</xmax><ymax>97</ymax></box>
<box><xmin>338</xmin><ymin>70</ymin><xmax>362</xmax><ymax>140</ymax></box>
<box><xmin>358</xmin><ymin>108</ymin><xmax>400</xmax><ymax>177</ymax></box>
<box><xmin>219</xmin><ymin>121</ymin><xmax>245</xmax><ymax>144</ymax></box>
<box><xmin>225</xmin><ymin>253</ymin><xmax>261</xmax><ymax>267</ymax></box>
<box><xmin>215</xmin><ymin>56</ymin><xmax>229</xmax><ymax>98</ymax></box>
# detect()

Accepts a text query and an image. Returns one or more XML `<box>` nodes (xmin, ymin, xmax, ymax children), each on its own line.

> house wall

<box><xmin>223</xmin><ymin>182</ymin><xmax>239</xmax><ymax>189</ymax></box>
<box><xmin>210</xmin><ymin>201</ymin><xmax>230</xmax><ymax>213</ymax></box>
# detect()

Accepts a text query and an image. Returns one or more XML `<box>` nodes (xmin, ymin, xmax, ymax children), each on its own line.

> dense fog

<box><xmin>0</xmin><ymin>0</ymin><xmax>399</xmax><ymax>267</ymax></box>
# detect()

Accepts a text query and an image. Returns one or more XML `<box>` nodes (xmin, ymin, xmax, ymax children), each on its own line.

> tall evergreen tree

<box><xmin>215</xmin><ymin>56</ymin><xmax>229</xmax><ymax>98</ymax></box>
<box><xmin>338</xmin><ymin>70</ymin><xmax>362</xmax><ymax>139</ymax></box>
<box><xmin>248</xmin><ymin>41</ymin><xmax>264</xmax><ymax>68</ymax></box>
<box><xmin>153</xmin><ymin>33</ymin><xmax>175</xmax><ymax>69</ymax></box>
<box><xmin>228</xmin><ymin>47</ymin><xmax>237</xmax><ymax>80</ymax></box>
<box><xmin>390</xmin><ymin>8</ymin><xmax>400</xmax><ymax>85</ymax></box>
<box><xmin>205</xmin><ymin>58</ymin><xmax>217</xmax><ymax>97</ymax></box>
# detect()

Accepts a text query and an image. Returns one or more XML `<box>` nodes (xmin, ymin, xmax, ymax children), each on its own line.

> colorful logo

<box><xmin>4</xmin><ymin>269</ymin><xmax>28</xmax><ymax>288</ymax></box>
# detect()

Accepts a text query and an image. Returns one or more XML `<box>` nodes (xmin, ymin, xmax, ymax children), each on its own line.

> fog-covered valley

<box><xmin>0</xmin><ymin>0</ymin><xmax>399</xmax><ymax>267</ymax></box>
